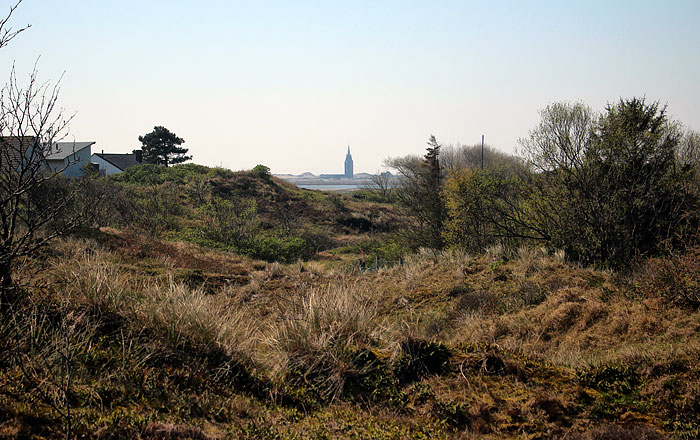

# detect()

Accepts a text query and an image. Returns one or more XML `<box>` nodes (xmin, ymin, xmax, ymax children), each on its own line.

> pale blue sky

<box><xmin>1</xmin><ymin>1</ymin><xmax>699</xmax><ymax>173</ymax></box>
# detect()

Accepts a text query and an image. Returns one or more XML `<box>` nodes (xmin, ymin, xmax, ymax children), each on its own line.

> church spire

<box><xmin>344</xmin><ymin>144</ymin><xmax>353</xmax><ymax>178</ymax></box>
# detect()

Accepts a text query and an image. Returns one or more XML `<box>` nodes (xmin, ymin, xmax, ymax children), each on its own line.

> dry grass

<box><xmin>4</xmin><ymin>235</ymin><xmax>699</xmax><ymax>438</ymax></box>
<box><xmin>262</xmin><ymin>282</ymin><xmax>384</xmax><ymax>400</ymax></box>
<box><xmin>36</xmin><ymin>237</ymin><xmax>700</xmax><ymax>375</ymax></box>
<box><xmin>135</xmin><ymin>282</ymin><xmax>257</xmax><ymax>356</ymax></box>
<box><xmin>39</xmin><ymin>237</ymin><xmax>260</xmax><ymax>366</ymax></box>
<box><xmin>8</xmin><ymin>167</ymin><xmax>699</xmax><ymax>437</ymax></box>
<box><xmin>445</xmin><ymin>251</ymin><xmax>700</xmax><ymax>368</ymax></box>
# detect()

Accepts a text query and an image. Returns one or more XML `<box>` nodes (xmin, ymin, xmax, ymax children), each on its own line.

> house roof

<box><xmin>45</xmin><ymin>142</ymin><xmax>95</xmax><ymax>161</ymax></box>
<box><xmin>0</xmin><ymin>136</ymin><xmax>35</xmax><ymax>170</ymax></box>
<box><xmin>93</xmin><ymin>152</ymin><xmax>141</xmax><ymax>171</ymax></box>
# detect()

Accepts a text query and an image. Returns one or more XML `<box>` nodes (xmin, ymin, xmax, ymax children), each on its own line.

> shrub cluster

<box><xmin>392</xmin><ymin>98</ymin><xmax>700</xmax><ymax>268</ymax></box>
<box><xmin>92</xmin><ymin>164</ymin><xmax>318</xmax><ymax>263</ymax></box>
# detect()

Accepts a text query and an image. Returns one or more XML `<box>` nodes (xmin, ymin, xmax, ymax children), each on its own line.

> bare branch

<box><xmin>0</xmin><ymin>62</ymin><xmax>92</xmax><ymax>307</ymax></box>
<box><xmin>0</xmin><ymin>1</ymin><xmax>30</xmax><ymax>50</ymax></box>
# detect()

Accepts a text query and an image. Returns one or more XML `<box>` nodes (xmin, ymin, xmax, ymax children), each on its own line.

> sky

<box><xmin>1</xmin><ymin>0</ymin><xmax>699</xmax><ymax>174</ymax></box>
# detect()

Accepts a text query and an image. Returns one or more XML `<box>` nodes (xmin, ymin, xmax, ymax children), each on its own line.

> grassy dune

<box><xmin>2</xmin><ymin>227</ymin><xmax>699</xmax><ymax>438</ymax></box>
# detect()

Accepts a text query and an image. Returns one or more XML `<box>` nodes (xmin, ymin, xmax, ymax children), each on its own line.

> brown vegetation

<box><xmin>2</xmin><ymin>229</ymin><xmax>699</xmax><ymax>438</ymax></box>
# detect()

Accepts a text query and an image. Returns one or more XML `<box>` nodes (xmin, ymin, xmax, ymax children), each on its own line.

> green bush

<box><xmin>251</xmin><ymin>164</ymin><xmax>272</xmax><ymax>181</ymax></box>
<box><xmin>199</xmin><ymin>197</ymin><xmax>260</xmax><ymax>247</ymax></box>
<box><xmin>348</xmin><ymin>349</ymin><xmax>405</xmax><ymax>405</ymax></box>
<box><xmin>576</xmin><ymin>363</ymin><xmax>647</xmax><ymax>420</ymax></box>
<box><xmin>248</xmin><ymin>235</ymin><xmax>311</xmax><ymax>263</ymax></box>
<box><xmin>131</xmin><ymin>182</ymin><xmax>183</xmax><ymax>236</ymax></box>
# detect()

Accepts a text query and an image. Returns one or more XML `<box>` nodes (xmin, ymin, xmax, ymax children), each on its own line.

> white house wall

<box><xmin>90</xmin><ymin>154</ymin><xmax>123</xmax><ymax>175</ymax></box>
<box><xmin>47</xmin><ymin>145</ymin><xmax>92</xmax><ymax>178</ymax></box>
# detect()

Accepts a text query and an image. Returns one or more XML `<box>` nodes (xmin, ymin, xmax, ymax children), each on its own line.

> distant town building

<box><xmin>91</xmin><ymin>149</ymin><xmax>143</xmax><ymax>175</ymax></box>
<box><xmin>345</xmin><ymin>146</ymin><xmax>353</xmax><ymax>178</ymax></box>
<box><xmin>320</xmin><ymin>145</ymin><xmax>355</xmax><ymax>179</ymax></box>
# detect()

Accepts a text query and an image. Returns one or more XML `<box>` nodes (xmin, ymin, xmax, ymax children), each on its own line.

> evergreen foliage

<box><xmin>251</xmin><ymin>164</ymin><xmax>272</xmax><ymax>180</ymax></box>
<box><xmin>422</xmin><ymin>135</ymin><xmax>444</xmax><ymax>249</ymax></box>
<box><xmin>138</xmin><ymin>126</ymin><xmax>192</xmax><ymax>166</ymax></box>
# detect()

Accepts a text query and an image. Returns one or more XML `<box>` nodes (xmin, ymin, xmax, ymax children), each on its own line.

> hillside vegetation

<box><xmin>1</xmin><ymin>159</ymin><xmax>699</xmax><ymax>439</ymax></box>
<box><xmin>100</xmin><ymin>163</ymin><xmax>404</xmax><ymax>265</ymax></box>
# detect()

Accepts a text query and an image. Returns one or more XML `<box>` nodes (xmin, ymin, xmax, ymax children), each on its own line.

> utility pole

<box><xmin>481</xmin><ymin>134</ymin><xmax>484</xmax><ymax>170</ymax></box>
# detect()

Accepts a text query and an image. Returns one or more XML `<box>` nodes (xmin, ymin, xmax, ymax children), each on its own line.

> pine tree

<box><xmin>139</xmin><ymin>126</ymin><xmax>192</xmax><ymax>166</ymax></box>
<box><xmin>421</xmin><ymin>135</ymin><xmax>444</xmax><ymax>249</ymax></box>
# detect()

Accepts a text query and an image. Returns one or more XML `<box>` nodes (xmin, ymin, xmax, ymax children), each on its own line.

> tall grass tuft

<box><xmin>395</xmin><ymin>247</ymin><xmax>471</xmax><ymax>284</ymax></box>
<box><xmin>53</xmin><ymin>248</ymin><xmax>134</xmax><ymax>317</ymax></box>
<box><xmin>264</xmin><ymin>283</ymin><xmax>381</xmax><ymax>400</ymax></box>
<box><xmin>48</xmin><ymin>241</ymin><xmax>258</xmax><ymax>372</ymax></box>
<box><xmin>136</xmin><ymin>281</ymin><xmax>257</xmax><ymax>358</ymax></box>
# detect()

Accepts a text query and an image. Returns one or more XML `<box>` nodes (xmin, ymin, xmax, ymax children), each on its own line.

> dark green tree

<box><xmin>585</xmin><ymin>98</ymin><xmax>695</xmax><ymax>265</ymax></box>
<box><xmin>139</xmin><ymin>126</ymin><xmax>192</xmax><ymax>166</ymax></box>
<box><xmin>421</xmin><ymin>135</ymin><xmax>445</xmax><ymax>249</ymax></box>
<box><xmin>388</xmin><ymin>135</ymin><xmax>446</xmax><ymax>250</ymax></box>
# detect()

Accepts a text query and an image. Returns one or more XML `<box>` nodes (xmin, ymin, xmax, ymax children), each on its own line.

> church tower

<box><xmin>344</xmin><ymin>145</ymin><xmax>354</xmax><ymax>178</ymax></box>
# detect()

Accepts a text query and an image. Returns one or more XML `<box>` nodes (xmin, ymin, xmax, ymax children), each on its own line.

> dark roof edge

<box><xmin>94</xmin><ymin>152</ymin><xmax>128</xmax><ymax>170</ymax></box>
